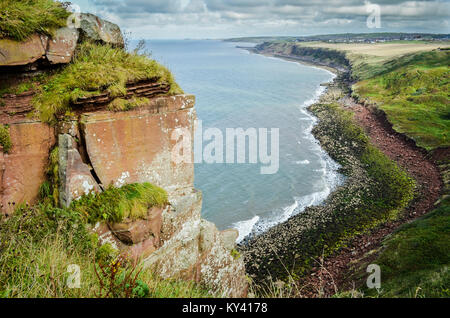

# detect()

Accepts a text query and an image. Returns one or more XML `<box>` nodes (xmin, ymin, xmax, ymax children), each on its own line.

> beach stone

<box><xmin>46</xmin><ymin>27</ymin><xmax>79</xmax><ymax>64</ymax></box>
<box><xmin>0</xmin><ymin>34</ymin><xmax>48</xmax><ymax>66</ymax></box>
<box><xmin>78</xmin><ymin>13</ymin><xmax>124</xmax><ymax>47</ymax></box>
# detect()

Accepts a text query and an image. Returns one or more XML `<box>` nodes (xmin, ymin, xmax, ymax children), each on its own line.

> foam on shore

<box><xmin>234</xmin><ymin>72</ymin><xmax>344</xmax><ymax>243</ymax></box>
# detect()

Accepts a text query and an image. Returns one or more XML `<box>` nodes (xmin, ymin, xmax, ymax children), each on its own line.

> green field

<box><xmin>353</xmin><ymin>50</ymin><xmax>450</xmax><ymax>151</ymax></box>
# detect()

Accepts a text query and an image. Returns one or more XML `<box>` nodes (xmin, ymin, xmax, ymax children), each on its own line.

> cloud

<box><xmin>80</xmin><ymin>0</ymin><xmax>450</xmax><ymax>38</ymax></box>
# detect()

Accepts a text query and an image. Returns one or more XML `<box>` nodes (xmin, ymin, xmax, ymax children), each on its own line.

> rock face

<box><xmin>0</xmin><ymin>34</ymin><xmax>48</xmax><ymax>66</ymax></box>
<box><xmin>46</xmin><ymin>27</ymin><xmax>79</xmax><ymax>64</ymax></box>
<box><xmin>0</xmin><ymin>12</ymin><xmax>122</xmax><ymax>68</ymax></box>
<box><xmin>109</xmin><ymin>206</ymin><xmax>163</xmax><ymax>245</ymax></box>
<box><xmin>0</xmin><ymin>94</ymin><xmax>248</xmax><ymax>298</ymax></box>
<box><xmin>0</xmin><ymin>120</ymin><xmax>55</xmax><ymax>215</ymax></box>
<box><xmin>0</xmin><ymin>12</ymin><xmax>247</xmax><ymax>295</ymax></box>
<box><xmin>79</xmin><ymin>95</ymin><xmax>248</xmax><ymax>297</ymax></box>
<box><xmin>78</xmin><ymin>13</ymin><xmax>124</xmax><ymax>48</ymax></box>
<box><xmin>81</xmin><ymin>95</ymin><xmax>196</xmax><ymax>192</ymax></box>
<box><xmin>144</xmin><ymin>190</ymin><xmax>248</xmax><ymax>297</ymax></box>
<box><xmin>58</xmin><ymin>134</ymin><xmax>101</xmax><ymax>207</ymax></box>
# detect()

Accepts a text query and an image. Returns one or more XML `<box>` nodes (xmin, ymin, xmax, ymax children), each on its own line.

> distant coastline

<box><xmin>241</xmin><ymin>46</ymin><xmax>341</xmax><ymax>76</ymax></box>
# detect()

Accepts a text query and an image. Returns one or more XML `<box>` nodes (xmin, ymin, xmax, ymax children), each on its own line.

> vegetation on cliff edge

<box><xmin>70</xmin><ymin>183</ymin><xmax>169</xmax><ymax>223</ymax></box>
<box><xmin>33</xmin><ymin>41</ymin><xmax>184</xmax><ymax>123</ymax></box>
<box><xmin>0</xmin><ymin>0</ymin><xmax>69</xmax><ymax>41</ymax></box>
<box><xmin>0</xmin><ymin>204</ymin><xmax>213</xmax><ymax>298</ymax></box>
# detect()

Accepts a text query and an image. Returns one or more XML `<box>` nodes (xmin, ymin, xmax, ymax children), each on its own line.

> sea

<box><xmin>137</xmin><ymin>39</ymin><xmax>343</xmax><ymax>242</ymax></box>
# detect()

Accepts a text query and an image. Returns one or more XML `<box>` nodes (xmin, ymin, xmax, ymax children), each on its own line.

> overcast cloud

<box><xmin>70</xmin><ymin>0</ymin><xmax>450</xmax><ymax>39</ymax></box>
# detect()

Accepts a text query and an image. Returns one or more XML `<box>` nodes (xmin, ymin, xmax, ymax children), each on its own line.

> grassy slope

<box><xmin>0</xmin><ymin>204</ymin><xmax>213</xmax><ymax>298</ymax></box>
<box><xmin>70</xmin><ymin>183</ymin><xmax>169</xmax><ymax>223</ymax></box>
<box><xmin>0</xmin><ymin>0</ymin><xmax>69</xmax><ymax>41</ymax></box>
<box><xmin>353</xmin><ymin>50</ymin><xmax>450</xmax><ymax>151</ymax></box>
<box><xmin>364</xmin><ymin>198</ymin><xmax>450</xmax><ymax>298</ymax></box>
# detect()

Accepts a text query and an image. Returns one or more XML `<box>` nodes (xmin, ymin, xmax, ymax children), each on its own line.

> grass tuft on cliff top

<box><xmin>0</xmin><ymin>0</ymin><xmax>70</xmax><ymax>41</ymax></box>
<box><xmin>33</xmin><ymin>41</ymin><xmax>184</xmax><ymax>123</ymax></box>
<box><xmin>70</xmin><ymin>182</ymin><xmax>169</xmax><ymax>223</ymax></box>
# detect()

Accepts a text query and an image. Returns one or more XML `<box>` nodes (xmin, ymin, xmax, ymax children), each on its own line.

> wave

<box><xmin>233</xmin><ymin>71</ymin><xmax>343</xmax><ymax>243</ymax></box>
<box><xmin>233</xmin><ymin>216</ymin><xmax>260</xmax><ymax>243</ymax></box>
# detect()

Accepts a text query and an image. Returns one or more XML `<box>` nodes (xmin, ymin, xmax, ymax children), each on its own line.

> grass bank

<box><xmin>0</xmin><ymin>0</ymin><xmax>69</xmax><ymax>41</ymax></box>
<box><xmin>0</xmin><ymin>192</ymin><xmax>211</xmax><ymax>298</ymax></box>
<box><xmin>0</xmin><ymin>124</ymin><xmax>12</xmax><ymax>153</ymax></box>
<box><xmin>353</xmin><ymin>50</ymin><xmax>449</xmax><ymax>151</ymax></box>
<box><xmin>33</xmin><ymin>41</ymin><xmax>183</xmax><ymax>123</ymax></box>
<box><xmin>363</xmin><ymin>198</ymin><xmax>450</xmax><ymax>298</ymax></box>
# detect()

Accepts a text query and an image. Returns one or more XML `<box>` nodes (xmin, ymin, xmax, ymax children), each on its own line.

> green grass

<box><xmin>365</xmin><ymin>198</ymin><xmax>450</xmax><ymax>298</ymax></box>
<box><xmin>70</xmin><ymin>183</ymin><xmax>169</xmax><ymax>223</ymax></box>
<box><xmin>0</xmin><ymin>124</ymin><xmax>12</xmax><ymax>153</ymax></box>
<box><xmin>352</xmin><ymin>49</ymin><xmax>450</xmax><ymax>80</ymax></box>
<box><xmin>39</xmin><ymin>147</ymin><xmax>59</xmax><ymax>206</ymax></box>
<box><xmin>33</xmin><ymin>41</ymin><xmax>183</xmax><ymax>123</ymax></box>
<box><xmin>0</xmin><ymin>204</ymin><xmax>213</xmax><ymax>298</ymax></box>
<box><xmin>354</xmin><ymin>50</ymin><xmax>450</xmax><ymax>151</ymax></box>
<box><xmin>0</xmin><ymin>0</ymin><xmax>69</xmax><ymax>41</ymax></box>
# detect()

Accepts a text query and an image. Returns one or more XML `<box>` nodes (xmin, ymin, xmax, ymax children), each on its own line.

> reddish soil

<box><xmin>298</xmin><ymin>97</ymin><xmax>443</xmax><ymax>298</ymax></box>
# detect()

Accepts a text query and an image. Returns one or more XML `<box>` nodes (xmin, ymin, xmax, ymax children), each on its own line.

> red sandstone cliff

<box><xmin>0</xmin><ymin>14</ymin><xmax>247</xmax><ymax>298</ymax></box>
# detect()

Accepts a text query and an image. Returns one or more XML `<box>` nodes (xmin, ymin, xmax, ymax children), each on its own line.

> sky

<box><xmin>69</xmin><ymin>0</ymin><xmax>450</xmax><ymax>39</ymax></box>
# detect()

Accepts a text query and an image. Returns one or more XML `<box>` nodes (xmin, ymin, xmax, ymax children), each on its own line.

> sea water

<box><xmin>141</xmin><ymin>40</ymin><xmax>343</xmax><ymax>242</ymax></box>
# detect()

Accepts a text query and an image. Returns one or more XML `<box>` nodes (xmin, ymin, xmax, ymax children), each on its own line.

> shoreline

<box><xmin>240</xmin><ymin>47</ymin><xmax>443</xmax><ymax>295</ymax></box>
<box><xmin>242</xmin><ymin>47</ymin><xmax>341</xmax><ymax>76</ymax></box>
<box><xmin>234</xmin><ymin>47</ymin><xmax>343</xmax><ymax>244</ymax></box>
